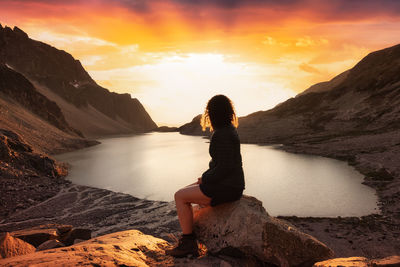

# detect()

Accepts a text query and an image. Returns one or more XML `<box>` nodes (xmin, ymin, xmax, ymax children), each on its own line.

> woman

<box><xmin>166</xmin><ymin>94</ymin><xmax>245</xmax><ymax>258</ymax></box>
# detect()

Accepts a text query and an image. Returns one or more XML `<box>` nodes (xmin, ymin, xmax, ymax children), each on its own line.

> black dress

<box><xmin>200</xmin><ymin>123</ymin><xmax>245</xmax><ymax>206</ymax></box>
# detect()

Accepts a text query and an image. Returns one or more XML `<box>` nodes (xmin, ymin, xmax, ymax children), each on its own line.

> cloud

<box><xmin>34</xmin><ymin>31</ymin><xmax>117</xmax><ymax>47</ymax></box>
<box><xmin>295</xmin><ymin>36</ymin><xmax>329</xmax><ymax>47</ymax></box>
<box><xmin>119</xmin><ymin>0</ymin><xmax>400</xmax><ymax>23</ymax></box>
<box><xmin>262</xmin><ymin>36</ymin><xmax>329</xmax><ymax>48</ymax></box>
<box><xmin>299</xmin><ymin>63</ymin><xmax>322</xmax><ymax>74</ymax></box>
<box><xmin>12</xmin><ymin>0</ymin><xmax>400</xmax><ymax>23</ymax></box>
<box><xmin>171</xmin><ymin>0</ymin><xmax>302</xmax><ymax>9</ymax></box>
<box><xmin>111</xmin><ymin>0</ymin><xmax>151</xmax><ymax>13</ymax></box>
<box><xmin>80</xmin><ymin>55</ymin><xmax>104</xmax><ymax>66</ymax></box>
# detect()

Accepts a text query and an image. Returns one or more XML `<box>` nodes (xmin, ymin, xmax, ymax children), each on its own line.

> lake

<box><xmin>55</xmin><ymin>132</ymin><xmax>378</xmax><ymax>217</ymax></box>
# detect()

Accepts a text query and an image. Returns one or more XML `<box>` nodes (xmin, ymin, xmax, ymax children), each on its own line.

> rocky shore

<box><xmin>272</xmin><ymin>131</ymin><xmax>400</xmax><ymax>258</ymax></box>
<box><xmin>1</xmin><ymin>130</ymin><xmax>399</xmax><ymax>265</ymax></box>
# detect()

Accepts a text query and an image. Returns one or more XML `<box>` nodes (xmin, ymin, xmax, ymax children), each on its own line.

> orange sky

<box><xmin>1</xmin><ymin>0</ymin><xmax>400</xmax><ymax>125</ymax></box>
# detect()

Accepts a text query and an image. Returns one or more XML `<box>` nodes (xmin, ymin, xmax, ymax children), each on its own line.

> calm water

<box><xmin>55</xmin><ymin>132</ymin><xmax>378</xmax><ymax>217</ymax></box>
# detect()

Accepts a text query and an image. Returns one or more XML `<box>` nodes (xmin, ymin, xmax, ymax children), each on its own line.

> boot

<box><xmin>165</xmin><ymin>234</ymin><xmax>199</xmax><ymax>258</ymax></box>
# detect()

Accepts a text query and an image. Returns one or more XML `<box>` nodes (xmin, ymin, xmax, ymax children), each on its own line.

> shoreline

<box><xmin>1</xmin><ymin>131</ymin><xmax>399</xmax><ymax>258</ymax></box>
<box><xmin>270</xmin><ymin>137</ymin><xmax>400</xmax><ymax>257</ymax></box>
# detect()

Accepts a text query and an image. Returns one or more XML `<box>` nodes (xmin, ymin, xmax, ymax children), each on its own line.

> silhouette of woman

<box><xmin>166</xmin><ymin>94</ymin><xmax>245</xmax><ymax>257</ymax></box>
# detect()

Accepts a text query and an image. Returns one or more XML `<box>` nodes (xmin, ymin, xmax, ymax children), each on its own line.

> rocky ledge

<box><xmin>194</xmin><ymin>195</ymin><xmax>333</xmax><ymax>266</ymax></box>
<box><xmin>1</xmin><ymin>197</ymin><xmax>399</xmax><ymax>266</ymax></box>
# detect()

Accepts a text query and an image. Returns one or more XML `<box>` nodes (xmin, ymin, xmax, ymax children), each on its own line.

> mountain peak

<box><xmin>12</xmin><ymin>26</ymin><xmax>28</xmax><ymax>38</ymax></box>
<box><xmin>0</xmin><ymin>25</ymin><xmax>157</xmax><ymax>136</ymax></box>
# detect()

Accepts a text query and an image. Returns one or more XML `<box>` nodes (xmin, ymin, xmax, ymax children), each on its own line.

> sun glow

<box><xmin>90</xmin><ymin>53</ymin><xmax>296</xmax><ymax>126</ymax></box>
<box><xmin>2</xmin><ymin>0</ymin><xmax>400</xmax><ymax>126</ymax></box>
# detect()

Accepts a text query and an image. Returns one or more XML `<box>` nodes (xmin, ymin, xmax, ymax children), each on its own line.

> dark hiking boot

<box><xmin>165</xmin><ymin>235</ymin><xmax>199</xmax><ymax>258</ymax></box>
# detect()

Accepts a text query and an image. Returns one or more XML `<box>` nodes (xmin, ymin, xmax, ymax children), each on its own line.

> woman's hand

<box><xmin>197</xmin><ymin>177</ymin><xmax>202</xmax><ymax>184</ymax></box>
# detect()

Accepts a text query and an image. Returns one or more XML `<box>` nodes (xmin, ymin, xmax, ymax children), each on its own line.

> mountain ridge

<box><xmin>179</xmin><ymin>43</ymin><xmax>400</xmax><ymax>142</ymax></box>
<box><xmin>0</xmin><ymin>63</ymin><xmax>81</xmax><ymax>136</ymax></box>
<box><xmin>0</xmin><ymin>24</ymin><xmax>157</xmax><ymax>137</ymax></box>
<box><xmin>238</xmin><ymin>43</ymin><xmax>400</xmax><ymax>143</ymax></box>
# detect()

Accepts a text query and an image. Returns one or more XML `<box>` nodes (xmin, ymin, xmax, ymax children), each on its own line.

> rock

<box><xmin>36</xmin><ymin>239</ymin><xmax>65</xmax><ymax>251</ymax></box>
<box><xmin>314</xmin><ymin>256</ymin><xmax>369</xmax><ymax>267</ymax></box>
<box><xmin>193</xmin><ymin>195</ymin><xmax>334</xmax><ymax>267</ymax></box>
<box><xmin>314</xmin><ymin>255</ymin><xmax>400</xmax><ymax>267</ymax></box>
<box><xmin>60</xmin><ymin>228</ymin><xmax>91</xmax><ymax>246</ymax></box>
<box><xmin>56</xmin><ymin>225</ymin><xmax>73</xmax><ymax>235</ymax></box>
<box><xmin>0</xmin><ymin>230</ymin><xmax>172</xmax><ymax>266</ymax></box>
<box><xmin>0</xmin><ymin>232</ymin><xmax>36</xmax><ymax>258</ymax></box>
<box><xmin>12</xmin><ymin>228</ymin><xmax>58</xmax><ymax>247</ymax></box>
<box><xmin>73</xmin><ymin>239</ymin><xmax>85</xmax><ymax>245</ymax></box>
<box><xmin>372</xmin><ymin>255</ymin><xmax>400</xmax><ymax>267</ymax></box>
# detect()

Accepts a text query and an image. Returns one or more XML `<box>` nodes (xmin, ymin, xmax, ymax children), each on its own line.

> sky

<box><xmin>1</xmin><ymin>0</ymin><xmax>400</xmax><ymax>126</ymax></box>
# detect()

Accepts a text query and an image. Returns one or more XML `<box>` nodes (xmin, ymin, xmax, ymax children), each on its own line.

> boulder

<box><xmin>9</xmin><ymin>224</ymin><xmax>90</xmax><ymax>248</ymax></box>
<box><xmin>193</xmin><ymin>195</ymin><xmax>334</xmax><ymax>267</ymax></box>
<box><xmin>314</xmin><ymin>257</ymin><xmax>369</xmax><ymax>267</ymax></box>
<box><xmin>0</xmin><ymin>230</ymin><xmax>172</xmax><ymax>266</ymax></box>
<box><xmin>73</xmin><ymin>239</ymin><xmax>85</xmax><ymax>245</ymax></box>
<box><xmin>0</xmin><ymin>232</ymin><xmax>36</xmax><ymax>258</ymax></box>
<box><xmin>60</xmin><ymin>228</ymin><xmax>91</xmax><ymax>246</ymax></box>
<box><xmin>36</xmin><ymin>239</ymin><xmax>65</xmax><ymax>251</ymax></box>
<box><xmin>372</xmin><ymin>255</ymin><xmax>400</xmax><ymax>266</ymax></box>
<box><xmin>314</xmin><ymin>255</ymin><xmax>400</xmax><ymax>267</ymax></box>
<box><xmin>11</xmin><ymin>228</ymin><xmax>58</xmax><ymax>247</ymax></box>
<box><xmin>56</xmin><ymin>225</ymin><xmax>73</xmax><ymax>235</ymax></box>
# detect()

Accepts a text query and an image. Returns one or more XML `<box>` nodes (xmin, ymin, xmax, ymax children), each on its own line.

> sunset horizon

<box><xmin>1</xmin><ymin>1</ymin><xmax>400</xmax><ymax>264</ymax></box>
<box><xmin>1</xmin><ymin>0</ymin><xmax>400</xmax><ymax>126</ymax></box>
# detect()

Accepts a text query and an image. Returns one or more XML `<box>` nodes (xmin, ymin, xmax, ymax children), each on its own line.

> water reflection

<box><xmin>55</xmin><ymin>132</ymin><xmax>378</xmax><ymax>217</ymax></box>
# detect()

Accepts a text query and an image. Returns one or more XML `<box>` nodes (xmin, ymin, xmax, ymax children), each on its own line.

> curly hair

<box><xmin>200</xmin><ymin>94</ymin><xmax>239</xmax><ymax>132</ymax></box>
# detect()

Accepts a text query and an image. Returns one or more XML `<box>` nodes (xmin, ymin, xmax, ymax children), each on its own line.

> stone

<box><xmin>193</xmin><ymin>195</ymin><xmax>334</xmax><ymax>267</ymax></box>
<box><xmin>314</xmin><ymin>255</ymin><xmax>400</xmax><ymax>267</ymax></box>
<box><xmin>11</xmin><ymin>228</ymin><xmax>58</xmax><ymax>247</ymax></box>
<box><xmin>372</xmin><ymin>255</ymin><xmax>400</xmax><ymax>267</ymax></box>
<box><xmin>0</xmin><ymin>230</ymin><xmax>171</xmax><ymax>266</ymax></box>
<box><xmin>60</xmin><ymin>228</ymin><xmax>91</xmax><ymax>246</ymax></box>
<box><xmin>314</xmin><ymin>257</ymin><xmax>369</xmax><ymax>267</ymax></box>
<box><xmin>73</xmin><ymin>239</ymin><xmax>85</xmax><ymax>245</ymax></box>
<box><xmin>0</xmin><ymin>232</ymin><xmax>36</xmax><ymax>258</ymax></box>
<box><xmin>56</xmin><ymin>225</ymin><xmax>73</xmax><ymax>235</ymax></box>
<box><xmin>36</xmin><ymin>239</ymin><xmax>65</xmax><ymax>251</ymax></box>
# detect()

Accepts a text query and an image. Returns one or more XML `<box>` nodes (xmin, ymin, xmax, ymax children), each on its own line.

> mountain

<box><xmin>0</xmin><ymin>63</ymin><xmax>96</xmax><ymax>154</ymax></box>
<box><xmin>178</xmin><ymin>114</ymin><xmax>210</xmax><ymax>136</ymax></box>
<box><xmin>238</xmin><ymin>43</ymin><xmax>400</xmax><ymax>143</ymax></box>
<box><xmin>297</xmin><ymin>70</ymin><xmax>349</xmax><ymax>97</ymax></box>
<box><xmin>0</xmin><ymin>25</ymin><xmax>157</xmax><ymax>137</ymax></box>
<box><xmin>180</xmin><ymin>44</ymin><xmax>400</xmax><ymax>143</ymax></box>
<box><xmin>236</xmin><ymin>44</ymin><xmax>400</xmax><ymax>246</ymax></box>
<box><xmin>0</xmin><ymin>63</ymin><xmax>80</xmax><ymax>136</ymax></box>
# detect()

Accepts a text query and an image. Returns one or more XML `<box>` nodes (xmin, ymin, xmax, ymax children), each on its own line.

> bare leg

<box><xmin>184</xmin><ymin>177</ymin><xmax>202</xmax><ymax>188</ymax></box>
<box><xmin>174</xmin><ymin>184</ymin><xmax>211</xmax><ymax>234</ymax></box>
